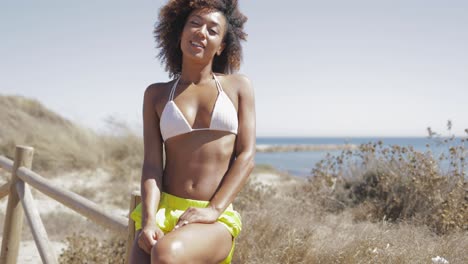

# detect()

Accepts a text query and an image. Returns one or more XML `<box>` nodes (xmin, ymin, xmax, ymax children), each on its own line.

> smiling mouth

<box><xmin>190</xmin><ymin>41</ymin><xmax>205</xmax><ymax>49</ymax></box>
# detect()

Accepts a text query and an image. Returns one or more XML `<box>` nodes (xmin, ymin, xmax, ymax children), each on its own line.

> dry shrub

<box><xmin>41</xmin><ymin>211</ymin><xmax>109</xmax><ymax>240</ymax></box>
<box><xmin>304</xmin><ymin>125</ymin><xmax>468</xmax><ymax>234</ymax></box>
<box><xmin>99</xmin><ymin>116</ymin><xmax>143</xmax><ymax>181</ymax></box>
<box><xmin>96</xmin><ymin>118</ymin><xmax>144</xmax><ymax>207</ymax></box>
<box><xmin>59</xmin><ymin>233</ymin><xmax>126</xmax><ymax>264</ymax></box>
<box><xmin>232</xmin><ymin>179</ymin><xmax>468</xmax><ymax>263</ymax></box>
<box><xmin>233</xmin><ymin>180</ymin><xmax>320</xmax><ymax>264</ymax></box>
<box><xmin>234</xmin><ymin>179</ymin><xmax>277</xmax><ymax>212</ymax></box>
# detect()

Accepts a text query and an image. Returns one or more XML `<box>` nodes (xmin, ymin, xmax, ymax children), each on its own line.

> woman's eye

<box><xmin>209</xmin><ymin>29</ymin><xmax>218</xmax><ymax>35</ymax></box>
<box><xmin>191</xmin><ymin>20</ymin><xmax>200</xmax><ymax>25</ymax></box>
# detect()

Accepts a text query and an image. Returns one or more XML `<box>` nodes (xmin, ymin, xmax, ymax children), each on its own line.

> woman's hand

<box><xmin>138</xmin><ymin>224</ymin><xmax>165</xmax><ymax>254</ymax></box>
<box><xmin>175</xmin><ymin>206</ymin><xmax>221</xmax><ymax>229</ymax></box>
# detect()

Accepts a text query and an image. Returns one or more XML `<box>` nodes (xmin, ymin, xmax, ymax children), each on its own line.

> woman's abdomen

<box><xmin>163</xmin><ymin>133</ymin><xmax>235</xmax><ymax>200</ymax></box>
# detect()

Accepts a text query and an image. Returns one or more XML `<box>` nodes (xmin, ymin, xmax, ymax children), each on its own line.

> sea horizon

<box><xmin>255</xmin><ymin>136</ymin><xmax>466</xmax><ymax>177</ymax></box>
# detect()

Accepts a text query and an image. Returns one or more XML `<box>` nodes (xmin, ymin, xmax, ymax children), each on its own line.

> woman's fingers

<box><xmin>174</xmin><ymin>206</ymin><xmax>218</xmax><ymax>229</ymax></box>
<box><xmin>155</xmin><ymin>228</ymin><xmax>165</xmax><ymax>240</ymax></box>
<box><xmin>138</xmin><ymin>229</ymin><xmax>158</xmax><ymax>254</ymax></box>
<box><xmin>137</xmin><ymin>236</ymin><xmax>150</xmax><ymax>254</ymax></box>
<box><xmin>174</xmin><ymin>218</ymin><xmax>191</xmax><ymax>229</ymax></box>
<box><xmin>175</xmin><ymin>207</ymin><xmax>195</xmax><ymax>229</ymax></box>
<box><xmin>138</xmin><ymin>236</ymin><xmax>151</xmax><ymax>254</ymax></box>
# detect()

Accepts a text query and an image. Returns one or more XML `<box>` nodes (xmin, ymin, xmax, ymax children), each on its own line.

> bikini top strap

<box><xmin>213</xmin><ymin>74</ymin><xmax>223</xmax><ymax>93</ymax></box>
<box><xmin>169</xmin><ymin>77</ymin><xmax>180</xmax><ymax>101</ymax></box>
<box><xmin>171</xmin><ymin>75</ymin><xmax>220</xmax><ymax>100</ymax></box>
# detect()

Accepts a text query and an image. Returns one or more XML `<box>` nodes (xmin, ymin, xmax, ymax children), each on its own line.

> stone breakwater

<box><xmin>256</xmin><ymin>144</ymin><xmax>358</xmax><ymax>153</ymax></box>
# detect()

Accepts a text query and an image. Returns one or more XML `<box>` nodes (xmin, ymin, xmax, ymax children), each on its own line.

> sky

<box><xmin>1</xmin><ymin>0</ymin><xmax>467</xmax><ymax>137</ymax></box>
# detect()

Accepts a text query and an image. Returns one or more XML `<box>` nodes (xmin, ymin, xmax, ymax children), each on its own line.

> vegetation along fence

<box><xmin>0</xmin><ymin>145</ymin><xmax>141</xmax><ymax>264</ymax></box>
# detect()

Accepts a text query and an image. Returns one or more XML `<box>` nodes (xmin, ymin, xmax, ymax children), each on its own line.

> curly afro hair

<box><xmin>155</xmin><ymin>0</ymin><xmax>248</xmax><ymax>78</ymax></box>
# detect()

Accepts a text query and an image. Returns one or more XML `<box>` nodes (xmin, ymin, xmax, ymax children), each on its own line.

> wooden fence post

<box><xmin>16</xmin><ymin>181</ymin><xmax>58</xmax><ymax>263</ymax></box>
<box><xmin>0</xmin><ymin>145</ymin><xmax>34</xmax><ymax>264</ymax></box>
<box><xmin>125</xmin><ymin>190</ymin><xmax>141</xmax><ymax>264</ymax></box>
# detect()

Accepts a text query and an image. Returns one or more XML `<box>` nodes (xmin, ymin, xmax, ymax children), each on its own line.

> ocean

<box><xmin>255</xmin><ymin>137</ymin><xmax>466</xmax><ymax>177</ymax></box>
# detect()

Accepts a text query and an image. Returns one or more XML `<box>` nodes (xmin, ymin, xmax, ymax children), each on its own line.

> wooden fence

<box><xmin>0</xmin><ymin>145</ymin><xmax>141</xmax><ymax>264</ymax></box>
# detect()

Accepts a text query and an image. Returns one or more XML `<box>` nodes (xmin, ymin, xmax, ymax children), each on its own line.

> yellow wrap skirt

<box><xmin>130</xmin><ymin>192</ymin><xmax>242</xmax><ymax>264</ymax></box>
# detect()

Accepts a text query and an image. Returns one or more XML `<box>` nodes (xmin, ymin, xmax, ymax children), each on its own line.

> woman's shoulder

<box><xmin>216</xmin><ymin>73</ymin><xmax>253</xmax><ymax>94</ymax></box>
<box><xmin>144</xmin><ymin>80</ymin><xmax>176</xmax><ymax>99</ymax></box>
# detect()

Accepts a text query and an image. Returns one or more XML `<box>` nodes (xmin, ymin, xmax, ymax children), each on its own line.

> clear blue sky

<box><xmin>1</xmin><ymin>0</ymin><xmax>467</xmax><ymax>137</ymax></box>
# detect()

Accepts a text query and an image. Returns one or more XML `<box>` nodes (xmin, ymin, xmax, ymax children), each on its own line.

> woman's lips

<box><xmin>190</xmin><ymin>40</ymin><xmax>205</xmax><ymax>49</ymax></box>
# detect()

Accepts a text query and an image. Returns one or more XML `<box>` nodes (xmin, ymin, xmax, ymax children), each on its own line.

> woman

<box><xmin>129</xmin><ymin>0</ymin><xmax>255</xmax><ymax>263</ymax></box>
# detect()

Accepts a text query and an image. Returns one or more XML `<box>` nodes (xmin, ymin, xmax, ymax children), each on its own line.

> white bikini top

<box><xmin>159</xmin><ymin>74</ymin><xmax>238</xmax><ymax>142</ymax></box>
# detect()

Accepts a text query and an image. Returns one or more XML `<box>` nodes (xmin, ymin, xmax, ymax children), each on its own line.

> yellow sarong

<box><xmin>130</xmin><ymin>192</ymin><xmax>242</xmax><ymax>264</ymax></box>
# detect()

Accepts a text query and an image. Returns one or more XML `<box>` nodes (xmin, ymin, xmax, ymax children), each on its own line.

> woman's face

<box><xmin>180</xmin><ymin>8</ymin><xmax>227</xmax><ymax>65</ymax></box>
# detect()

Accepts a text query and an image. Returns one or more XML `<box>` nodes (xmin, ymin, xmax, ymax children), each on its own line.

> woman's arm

<box><xmin>208</xmin><ymin>74</ymin><xmax>256</xmax><ymax>214</ymax></box>
<box><xmin>139</xmin><ymin>84</ymin><xmax>165</xmax><ymax>252</ymax></box>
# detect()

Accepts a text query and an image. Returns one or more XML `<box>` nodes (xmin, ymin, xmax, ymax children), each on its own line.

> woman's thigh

<box><xmin>152</xmin><ymin>222</ymin><xmax>233</xmax><ymax>264</ymax></box>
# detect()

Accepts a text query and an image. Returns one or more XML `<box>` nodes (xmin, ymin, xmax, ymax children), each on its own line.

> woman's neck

<box><xmin>179</xmin><ymin>59</ymin><xmax>215</xmax><ymax>85</ymax></box>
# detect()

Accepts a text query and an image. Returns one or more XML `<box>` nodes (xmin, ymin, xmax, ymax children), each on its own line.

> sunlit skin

<box><xmin>130</xmin><ymin>8</ymin><xmax>256</xmax><ymax>264</ymax></box>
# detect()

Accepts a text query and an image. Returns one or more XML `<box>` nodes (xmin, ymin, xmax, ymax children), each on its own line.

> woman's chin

<box><xmin>184</xmin><ymin>53</ymin><xmax>213</xmax><ymax>64</ymax></box>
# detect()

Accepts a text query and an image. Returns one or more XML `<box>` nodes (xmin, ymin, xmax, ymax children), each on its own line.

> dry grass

<box><xmin>57</xmin><ymin>179</ymin><xmax>467</xmax><ymax>263</ymax></box>
<box><xmin>0</xmin><ymin>95</ymin><xmax>143</xmax><ymax>182</ymax></box>
<box><xmin>1</xmin><ymin>95</ymin><xmax>467</xmax><ymax>263</ymax></box>
<box><xmin>58</xmin><ymin>233</ymin><xmax>126</xmax><ymax>264</ymax></box>
<box><xmin>302</xmin><ymin>131</ymin><xmax>467</xmax><ymax>235</ymax></box>
<box><xmin>0</xmin><ymin>95</ymin><xmax>103</xmax><ymax>173</ymax></box>
<box><xmin>232</xmin><ymin>181</ymin><xmax>467</xmax><ymax>263</ymax></box>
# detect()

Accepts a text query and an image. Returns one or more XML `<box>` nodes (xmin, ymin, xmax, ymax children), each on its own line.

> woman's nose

<box><xmin>195</xmin><ymin>26</ymin><xmax>207</xmax><ymax>39</ymax></box>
